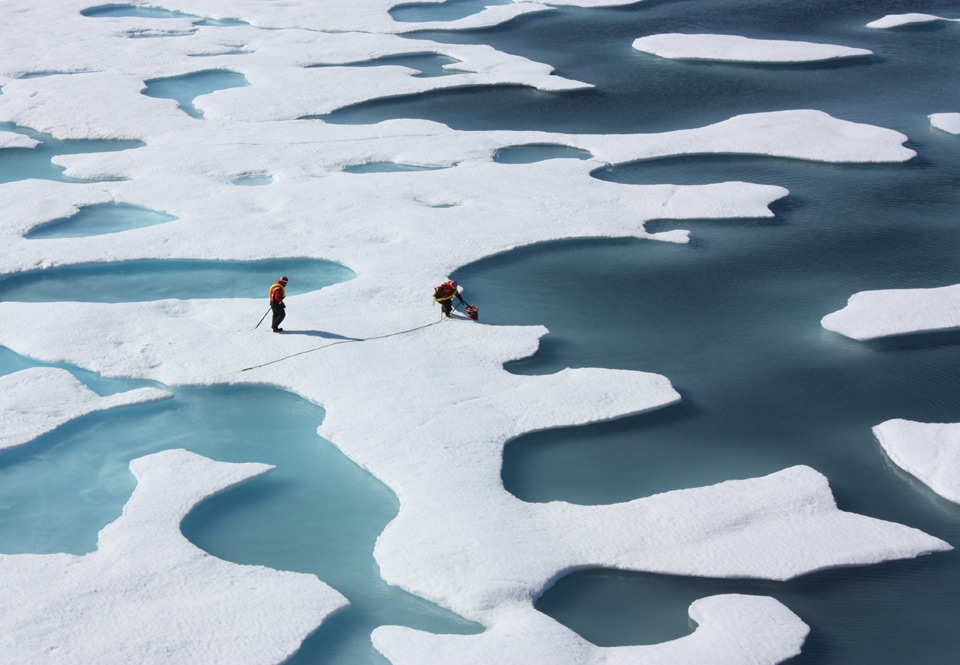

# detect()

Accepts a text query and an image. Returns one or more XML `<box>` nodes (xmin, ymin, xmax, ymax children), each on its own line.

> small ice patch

<box><xmin>632</xmin><ymin>33</ymin><xmax>872</xmax><ymax>63</ymax></box>
<box><xmin>0</xmin><ymin>367</ymin><xmax>171</xmax><ymax>452</ymax></box>
<box><xmin>867</xmin><ymin>13</ymin><xmax>960</xmax><ymax>29</ymax></box>
<box><xmin>930</xmin><ymin>113</ymin><xmax>960</xmax><ymax>135</ymax></box>
<box><xmin>821</xmin><ymin>283</ymin><xmax>960</xmax><ymax>340</ymax></box>
<box><xmin>874</xmin><ymin>419</ymin><xmax>960</xmax><ymax>504</ymax></box>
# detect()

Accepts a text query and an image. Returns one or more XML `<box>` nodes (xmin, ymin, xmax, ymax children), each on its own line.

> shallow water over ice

<box><xmin>25</xmin><ymin>202</ymin><xmax>176</xmax><ymax>238</ymax></box>
<box><xmin>142</xmin><ymin>70</ymin><xmax>249</xmax><ymax>119</ymax></box>
<box><xmin>310</xmin><ymin>53</ymin><xmax>463</xmax><ymax>78</ymax></box>
<box><xmin>5</xmin><ymin>0</ymin><xmax>960</xmax><ymax>662</ymax></box>
<box><xmin>0</xmin><ymin>123</ymin><xmax>142</xmax><ymax>184</ymax></box>
<box><xmin>0</xmin><ymin>258</ymin><xmax>354</xmax><ymax>302</ymax></box>
<box><xmin>0</xmin><ymin>357</ymin><xmax>480</xmax><ymax>663</ymax></box>
<box><xmin>390</xmin><ymin>0</ymin><xmax>512</xmax><ymax>24</ymax></box>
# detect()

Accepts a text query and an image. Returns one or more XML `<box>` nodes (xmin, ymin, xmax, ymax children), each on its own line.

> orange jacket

<box><xmin>269</xmin><ymin>282</ymin><xmax>286</xmax><ymax>304</ymax></box>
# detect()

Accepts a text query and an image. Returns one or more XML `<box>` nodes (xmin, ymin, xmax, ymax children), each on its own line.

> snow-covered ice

<box><xmin>0</xmin><ymin>366</ymin><xmax>171</xmax><ymax>451</ymax></box>
<box><xmin>821</xmin><ymin>283</ymin><xmax>960</xmax><ymax>340</ymax></box>
<box><xmin>0</xmin><ymin>1</ymin><xmax>951</xmax><ymax>663</ymax></box>
<box><xmin>867</xmin><ymin>13</ymin><xmax>960</xmax><ymax>29</ymax></box>
<box><xmin>0</xmin><ymin>130</ymin><xmax>39</xmax><ymax>150</ymax></box>
<box><xmin>0</xmin><ymin>448</ymin><xmax>348</xmax><ymax>664</ymax></box>
<box><xmin>632</xmin><ymin>33</ymin><xmax>872</xmax><ymax>63</ymax></box>
<box><xmin>874</xmin><ymin>419</ymin><xmax>960</xmax><ymax>504</ymax></box>
<box><xmin>931</xmin><ymin>112</ymin><xmax>960</xmax><ymax>135</ymax></box>
<box><xmin>375</xmin><ymin>594</ymin><xmax>809</xmax><ymax>665</ymax></box>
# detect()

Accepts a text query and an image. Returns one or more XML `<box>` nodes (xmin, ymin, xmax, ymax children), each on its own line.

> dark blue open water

<box><xmin>443</xmin><ymin>1</ymin><xmax>960</xmax><ymax>662</ymax></box>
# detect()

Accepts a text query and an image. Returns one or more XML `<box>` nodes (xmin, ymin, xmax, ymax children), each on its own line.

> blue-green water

<box><xmin>142</xmin><ymin>70</ymin><xmax>249</xmax><ymax>119</ymax></box>
<box><xmin>390</xmin><ymin>0</ymin><xmax>512</xmax><ymax>24</ymax></box>
<box><xmin>0</xmin><ymin>258</ymin><xmax>354</xmax><ymax>302</ymax></box>
<box><xmin>0</xmin><ymin>350</ymin><xmax>480</xmax><ymax>664</ymax></box>
<box><xmin>343</xmin><ymin>162</ymin><xmax>448</xmax><ymax>173</ymax></box>
<box><xmin>437</xmin><ymin>1</ymin><xmax>960</xmax><ymax>663</ymax></box>
<box><xmin>25</xmin><ymin>202</ymin><xmax>177</xmax><ymax>238</ymax></box>
<box><xmin>0</xmin><ymin>123</ymin><xmax>142</xmax><ymax>184</ymax></box>
<box><xmin>494</xmin><ymin>144</ymin><xmax>593</xmax><ymax>164</ymax></box>
<box><xmin>80</xmin><ymin>4</ymin><xmax>248</xmax><ymax>26</ymax></box>
<box><xmin>231</xmin><ymin>173</ymin><xmax>274</xmax><ymax>186</ymax></box>
<box><xmin>310</xmin><ymin>53</ymin><xmax>463</xmax><ymax>78</ymax></box>
<box><xmin>4</xmin><ymin>0</ymin><xmax>960</xmax><ymax>663</ymax></box>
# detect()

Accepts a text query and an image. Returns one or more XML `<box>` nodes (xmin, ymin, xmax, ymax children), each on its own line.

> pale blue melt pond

<box><xmin>0</xmin><ymin>258</ymin><xmax>354</xmax><ymax>302</ymax></box>
<box><xmin>230</xmin><ymin>173</ymin><xmax>273</xmax><ymax>186</ymax></box>
<box><xmin>344</xmin><ymin>162</ymin><xmax>447</xmax><ymax>173</ymax></box>
<box><xmin>311</xmin><ymin>53</ymin><xmax>462</xmax><ymax>78</ymax></box>
<box><xmin>0</xmin><ymin>123</ymin><xmax>142</xmax><ymax>184</ymax></box>
<box><xmin>0</xmin><ymin>367</ymin><xmax>480</xmax><ymax>665</ymax></box>
<box><xmin>80</xmin><ymin>4</ymin><xmax>197</xmax><ymax>19</ymax></box>
<box><xmin>493</xmin><ymin>144</ymin><xmax>592</xmax><ymax>164</ymax></box>
<box><xmin>142</xmin><ymin>71</ymin><xmax>249</xmax><ymax>119</ymax></box>
<box><xmin>80</xmin><ymin>4</ymin><xmax>247</xmax><ymax>25</ymax></box>
<box><xmin>25</xmin><ymin>203</ymin><xmax>177</xmax><ymax>239</ymax></box>
<box><xmin>390</xmin><ymin>0</ymin><xmax>511</xmax><ymax>23</ymax></box>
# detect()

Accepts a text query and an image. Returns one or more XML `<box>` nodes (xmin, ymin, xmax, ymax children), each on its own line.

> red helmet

<box><xmin>279</xmin><ymin>276</ymin><xmax>288</xmax><ymax>285</ymax></box>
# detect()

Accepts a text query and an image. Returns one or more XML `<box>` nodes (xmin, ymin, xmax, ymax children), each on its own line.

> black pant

<box><xmin>271</xmin><ymin>302</ymin><xmax>285</xmax><ymax>330</ymax></box>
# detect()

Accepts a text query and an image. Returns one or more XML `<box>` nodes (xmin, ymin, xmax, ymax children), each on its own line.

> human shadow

<box><xmin>280</xmin><ymin>330</ymin><xmax>364</xmax><ymax>341</ymax></box>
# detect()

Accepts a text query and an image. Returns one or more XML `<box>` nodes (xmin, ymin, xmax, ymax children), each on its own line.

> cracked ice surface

<box><xmin>0</xmin><ymin>367</ymin><xmax>172</xmax><ymax>451</ymax></box>
<box><xmin>0</xmin><ymin>1</ymin><xmax>951</xmax><ymax>664</ymax></box>
<box><xmin>632</xmin><ymin>33</ymin><xmax>872</xmax><ymax>63</ymax></box>
<box><xmin>874</xmin><ymin>419</ymin><xmax>960</xmax><ymax>505</ymax></box>
<box><xmin>0</xmin><ymin>448</ymin><xmax>348</xmax><ymax>664</ymax></box>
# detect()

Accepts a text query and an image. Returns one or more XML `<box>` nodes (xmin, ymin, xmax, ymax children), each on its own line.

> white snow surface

<box><xmin>931</xmin><ymin>112</ymin><xmax>960</xmax><ymax>135</ymax></box>
<box><xmin>874</xmin><ymin>419</ymin><xmax>960</xmax><ymax>504</ymax></box>
<box><xmin>375</xmin><ymin>594</ymin><xmax>809</xmax><ymax>665</ymax></box>
<box><xmin>0</xmin><ymin>367</ymin><xmax>171</xmax><ymax>451</ymax></box>
<box><xmin>867</xmin><ymin>13</ymin><xmax>960</xmax><ymax>29</ymax></box>
<box><xmin>0</xmin><ymin>131</ymin><xmax>39</xmax><ymax>149</ymax></box>
<box><xmin>632</xmin><ymin>33</ymin><xmax>872</xmax><ymax>62</ymax></box>
<box><xmin>0</xmin><ymin>448</ymin><xmax>347</xmax><ymax>664</ymax></box>
<box><xmin>0</xmin><ymin>1</ymin><xmax>949</xmax><ymax>664</ymax></box>
<box><xmin>821</xmin><ymin>283</ymin><xmax>960</xmax><ymax>340</ymax></box>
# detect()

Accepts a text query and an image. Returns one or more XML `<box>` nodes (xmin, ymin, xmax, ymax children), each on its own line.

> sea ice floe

<box><xmin>874</xmin><ymin>419</ymin><xmax>960</xmax><ymax>504</ymax></box>
<box><xmin>821</xmin><ymin>283</ymin><xmax>960</xmax><ymax>340</ymax></box>
<box><xmin>0</xmin><ymin>130</ymin><xmax>38</xmax><ymax>149</ymax></box>
<box><xmin>0</xmin><ymin>448</ymin><xmax>347</xmax><ymax>665</ymax></box>
<box><xmin>374</xmin><ymin>594</ymin><xmax>809</xmax><ymax>665</ymax></box>
<box><xmin>867</xmin><ymin>13</ymin><xmax>960</xmax><ymax>29</ymax></box>
<box><xmin>0</xmin><ymin>1</ymin><xmax>949</xmax><ymax>663</ymax></box>
<box><xmin>0</xmin><ymin>367</ymin><xmax>171</xmax><ymax>451</ymax></box>
<box><xmin>930</xmin><ymin>112</ymin><xmax>960</xmax><ymax>135</ymax></box>
<box><xmin>632</xmin><ymin>33</ymin><xmax>872</xmax><ymax>63</ymax></box>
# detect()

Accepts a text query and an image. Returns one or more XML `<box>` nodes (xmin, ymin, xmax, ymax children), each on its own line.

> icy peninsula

<box><xmin>0</xmin><ymin>1</ymin><xmax>952</xmax><ymax>664</ymax></box>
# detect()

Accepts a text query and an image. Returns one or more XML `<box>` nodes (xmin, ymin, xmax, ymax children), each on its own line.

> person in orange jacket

<box><xmin>269</xmin><ymin>276</ymin><xmax>288</xmax><ymax>332</ymax></box>
<box><xmin>433</xmin><ymin>279</ymin><xmax>466</xmax><ymax>318</ymax></box>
